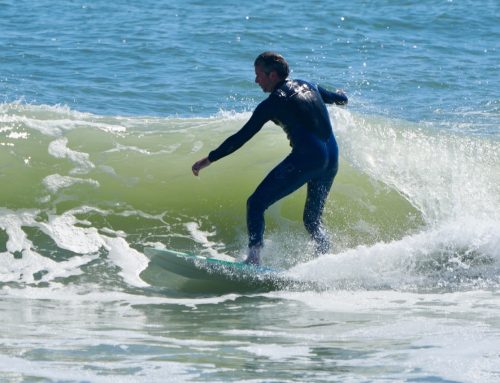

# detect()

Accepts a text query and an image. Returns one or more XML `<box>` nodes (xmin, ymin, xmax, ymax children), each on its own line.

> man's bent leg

<box><xmin>245</xmin><ymin>155</ymin><xmax>312</xmax><ymax>264</ymax></box>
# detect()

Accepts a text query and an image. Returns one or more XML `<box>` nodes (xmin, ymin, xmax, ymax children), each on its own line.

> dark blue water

<box><xmin>2</xmin><ymin>0</ymin><xmax>498</xmax><ymax>131</ymax></box>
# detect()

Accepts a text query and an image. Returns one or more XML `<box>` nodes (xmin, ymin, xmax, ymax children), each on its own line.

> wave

<box><xmin>0</xmin><ymin>102</ymin><xmax>498</xmax><ymax>291</ymax></box>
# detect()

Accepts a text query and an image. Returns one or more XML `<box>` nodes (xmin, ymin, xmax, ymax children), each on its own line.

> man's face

<box><xmin>255</xmin><ymin>65</ymin><xmax>277</xmax><ymax>93</ymax></box>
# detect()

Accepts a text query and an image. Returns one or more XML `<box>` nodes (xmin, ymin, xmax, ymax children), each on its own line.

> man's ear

<box><xmin>269</xmin><ymin>70</ymin><xmax>280</xmax><ymax>82</ymax></box>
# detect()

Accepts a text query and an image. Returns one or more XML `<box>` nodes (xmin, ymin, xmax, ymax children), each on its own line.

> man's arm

<box><xmin>207</xmin><ymin>101</ymin><xmax>271</xmax><ymax>164</ymax></box>
<box><xmin>192</xmin><ymin>101</ymin><xmax>270</xmax><ymax>175</ymax></box>
<box><xmin>317</xmin><ymin>85</ymin><xmax>348</xmax><ymax>105</ymax></box>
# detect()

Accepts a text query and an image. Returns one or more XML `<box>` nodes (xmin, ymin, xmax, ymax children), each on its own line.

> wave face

<box><xmin>0</xmin><ymin>102</ymin><xmax>498</xmax><ymax>291</ymax></box>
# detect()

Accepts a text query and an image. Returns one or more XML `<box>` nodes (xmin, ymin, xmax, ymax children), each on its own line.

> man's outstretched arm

<box><xmin>191</xmin><ymin>101</ymin><xmax>270</xmax><ymax>176</ymax></box>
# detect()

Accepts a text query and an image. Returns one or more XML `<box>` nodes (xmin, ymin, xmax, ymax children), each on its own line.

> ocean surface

<box><xmin>1</xmin><ymin>0</ymin><xmax>499</xmax><ymax>382</ymax></box>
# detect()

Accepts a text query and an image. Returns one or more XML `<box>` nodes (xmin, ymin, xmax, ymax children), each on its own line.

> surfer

<box><xmin>192</xmin><ymin>52</ymin><xmax>347</xmax><ymax>265</ymax></box>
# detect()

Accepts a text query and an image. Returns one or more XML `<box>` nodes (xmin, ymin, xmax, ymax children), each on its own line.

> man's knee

<box><xmin>247</xmin><ymin>194</ymin><xmax>257</xmax><ymax>213</ymax></box>
<box><xmin>247</xmin><ymin>192</ymin><xmax>267</xmax><ymax>215</ymax></box>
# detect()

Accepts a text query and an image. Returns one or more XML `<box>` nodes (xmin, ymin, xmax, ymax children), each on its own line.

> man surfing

<box><xmin>192</xmin><ymin>52</ymin><xmax>347</xmax><ymax>265</ymax></box>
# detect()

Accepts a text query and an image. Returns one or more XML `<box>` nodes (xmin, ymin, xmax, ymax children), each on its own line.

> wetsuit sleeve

<box><xmin>317</xmin><ymin>85</ymin><xmax>348</xmax><ymax>105</ymax></box>
<box><xmin>208</xmin><ymin>101</ymin><xmax>271</xmax><ymax>163</ymax></box>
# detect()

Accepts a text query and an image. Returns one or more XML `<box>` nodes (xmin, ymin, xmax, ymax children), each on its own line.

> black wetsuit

<box><xmin>208</xmin><ymin>79</ymin><xmax>347</xmax><ymax>252</ymax></box>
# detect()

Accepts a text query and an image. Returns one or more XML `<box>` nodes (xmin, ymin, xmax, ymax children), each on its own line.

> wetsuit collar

<box><xmin>272</xmin><ymin>79</ymin><xmax>288</xmax><ymax>92</ymax></box>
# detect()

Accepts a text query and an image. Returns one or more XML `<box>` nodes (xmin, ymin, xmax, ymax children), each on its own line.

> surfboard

<box><xmin>145</xmin><ymin>247</ymin><xmax>297</xmax><ymax>290</ymax></box>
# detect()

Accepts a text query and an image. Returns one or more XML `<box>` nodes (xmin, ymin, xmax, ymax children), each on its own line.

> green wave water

<box><xmin>1</xmin><ymin>102</ymin><xmax>498</xmax><ymax>288</ymax></box>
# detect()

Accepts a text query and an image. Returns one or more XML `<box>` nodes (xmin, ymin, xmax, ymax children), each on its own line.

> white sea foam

<box><xmin>333</xmin><ymin>108</ymin><xmax>500</xmax><ymax>225</ymax></box>
<box><xmin>0</xmin><ymin>207</ymin><xmax>151</xmax><ymax>287</ymax></box>
<box><xmin>215</xmin><ymin>109</ymin><xmax>252</xmax><ymax>120</ymax></box>
<box><xmin>0</xmin><ymin>284</ymin><xmax>241</xmax><ymax>308</ymax></box>
<box><xmin>38</xmin><ymin>211</ymin><xmax>105</xmax><ymax>254</ymax></box>
<box><xmin>0</xmin><ymin>103</ymin><xmax>127</xmax><ymax>136</ymax></box>
<box><xmin>288</xmin><ymin>216</ymin><xmax>500</xmax><ymax>289</ymax></box>
<box><xmin>104</xmin><ymin>142</ymin><xmax>182</xmax><ymax>155</ymax></box>
<box><xmin>37</xmin><ymin>207</ymin><xmax>151</xmax><ymax>288</ymax></box>
<box><xmin>105</xmin><ymin>236</ymin><xmax>150</xmax><ymax>288</ymax></box>
<box><xmin>0</xmin><ymin>354</ymin><xmax>193</xmax><ymax>383</ymax></box>
<box><xmin>105</xmin><ymin>143</ymin><xmax>152</xmax><ymax>155</ymax></box>
<box><xmin>0</xmin><ymin>209</ymin><xmax>98</xmax><ymax>283</ymax></box>
<box><xmin>42</xmin><ymin>174</ymin><xmax>100</xmax><ymax>193</ymax></box>
<box><xmin>48</xmin><ymin>137</ymin><xmax>95</xmax><ymax>174</ymax></box>
<box><xmin>7</xmin><ymin>131</ymin><xmax>29</xmax><ymax>139</ymax></box>
<box><xmin>185</xmin><ymin>221</ymin><xmax>233</xmax><ymax>260</ymax></box>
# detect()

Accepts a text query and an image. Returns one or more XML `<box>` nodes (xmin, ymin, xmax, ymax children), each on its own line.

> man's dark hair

<box><xmin>254</xmin><ymin>52</ymin><xmax>290</xmax><ymax>79</ymax></box>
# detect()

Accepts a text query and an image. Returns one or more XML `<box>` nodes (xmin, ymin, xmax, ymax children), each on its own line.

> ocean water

<box><xmin>1</xmin><ymin>0</ymin><xmax>499</xmax><ymax>382</ymax></box>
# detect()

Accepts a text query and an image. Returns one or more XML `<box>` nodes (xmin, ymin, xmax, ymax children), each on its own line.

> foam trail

<box><xmin>106</xmin><ymin>236</ymin><xmax>150</xmax><ymax>288</ymax></box>
<box><xmin>185</xmin><ymin>222</ymin><xmax>234</xmax><ymax>260</ymax></box>
<box><xmin>48</xmin><ymin>137</ymin><xmax>95</xmax><ymax>174</ymax></box>
<box><xmin>42</xmin><ymin>174</ymin><xmax>100</xmax><ymax>194</ymax></box>
<box><xmin>0</xmin><ymin>209</ymin><xmax>99</xmax><ymax>283</ymax></box>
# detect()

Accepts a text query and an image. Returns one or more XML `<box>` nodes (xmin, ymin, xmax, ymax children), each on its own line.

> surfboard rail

<box><xmin>145</xmin><ymin>247</ymin><xmax>299</xmax><ymax>290</ymax></box>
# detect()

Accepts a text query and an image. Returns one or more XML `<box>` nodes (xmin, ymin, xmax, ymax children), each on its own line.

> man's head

<box><xmin>254</xmin><ymin>52</ymin><xmax>289</xmax><ymax>92</ymax></box>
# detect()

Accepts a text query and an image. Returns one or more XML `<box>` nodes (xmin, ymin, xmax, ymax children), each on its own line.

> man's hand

<box><xmin>192</xmin><ymin>157</ymin><xmax>211</xmax><ymax>176</ymax></box>
<box><xmin>335</xmin><ymin>89</ymin><xmax>348</xmax><ymax>105</ymax></box>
